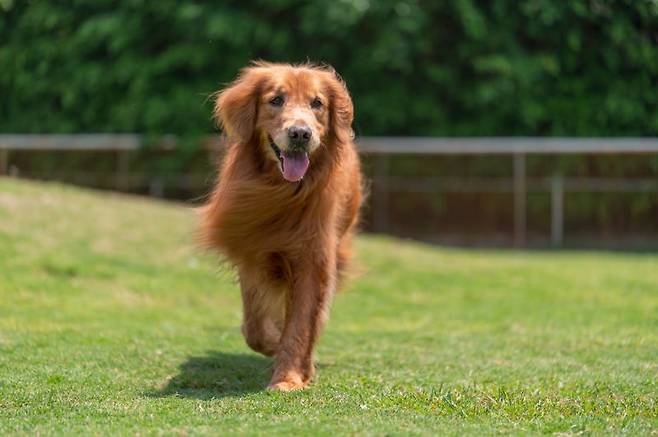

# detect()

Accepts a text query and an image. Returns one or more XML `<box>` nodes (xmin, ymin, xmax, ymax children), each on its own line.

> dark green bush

<box><xmin>2</xmin><ymin>0</ymin><xmax>657</xmax><ymax>136</ymax></box>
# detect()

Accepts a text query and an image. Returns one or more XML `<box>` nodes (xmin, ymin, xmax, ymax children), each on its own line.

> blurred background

<box><xmin>1</xmin><ymin>0</ymin><xmax>657</xmax><ymax>249</ymax></box>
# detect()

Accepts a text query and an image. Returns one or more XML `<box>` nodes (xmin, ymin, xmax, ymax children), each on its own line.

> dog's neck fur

<box><xmin>199</xmin><ymin>134</ymin><xmax>350</xmax><ymax>262</ymax></box>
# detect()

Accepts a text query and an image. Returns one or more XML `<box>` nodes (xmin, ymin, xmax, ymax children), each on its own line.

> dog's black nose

<box><xmin>288</xmin><ymin>125</ymin><xmax>312</xmax><ymax>147</ymax></box>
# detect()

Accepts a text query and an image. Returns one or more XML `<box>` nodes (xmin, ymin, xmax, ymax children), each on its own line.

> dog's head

<box><xmin>214</xmin><ymin>62</ymin><xmax>353</xmax><ymax>182</ymax></box>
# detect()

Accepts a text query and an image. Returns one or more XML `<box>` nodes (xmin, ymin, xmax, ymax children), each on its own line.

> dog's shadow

<box><xmin>148</xmin><ymin>351</ymin><xmax>273</xmax><ymax>399</ymax></box>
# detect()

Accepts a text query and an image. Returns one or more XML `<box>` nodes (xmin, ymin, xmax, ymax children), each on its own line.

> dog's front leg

<box><xmin>268</xmin><ymin>250</ymin><xmax>335</xmax><ymax>391</ymax></box>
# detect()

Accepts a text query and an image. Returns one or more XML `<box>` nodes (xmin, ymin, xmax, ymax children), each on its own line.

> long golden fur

<box><xmin>199</xmin><ymin>62</ymin><xmax>363</xmax><ymax>391</ymax></box>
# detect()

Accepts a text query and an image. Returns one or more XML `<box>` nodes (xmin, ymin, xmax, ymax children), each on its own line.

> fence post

<box><xmin>373</xmin><ymin>155</ymin><xmax>390</xmax><ymax>233</ymax></box>
<box><xmin>149</xmin><ymin>178</ymin><xmax>164</xmax><ymax>198</ymax></box>
<box><xmin>513</xmin><ymin>153</ymin><xmax>527</xmax><ymax>248</ymax></box>
<box><xmin>0</xmin><ymin>149</ymin><xmax>8</xmax><ymax>175</ymax></box>
<box><xmin>116</xmin><ymin>151</ymin><xmax>130</xmax><ymax>191</ymax></box>
<box><xmin>551</xmin><ymin>174</ymin><xmax>564</xmax><ymax>248</ymax></box>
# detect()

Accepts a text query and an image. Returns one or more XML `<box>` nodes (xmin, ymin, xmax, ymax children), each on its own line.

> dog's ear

<box><xmin>326</xmin><ymin>70</ymin><xmax>354</xmax><ymax>144</ymax></box>
<box><xmin>214</xmin><ymin>67</ymin><xmax>266</xmax><ymax>142</ymax></box>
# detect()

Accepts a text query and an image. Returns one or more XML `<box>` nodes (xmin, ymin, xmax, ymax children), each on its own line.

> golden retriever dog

<box><xmin>200</xmin><ymin>62</ymin><xmax>363</xmax><ymax>391</ymax></box>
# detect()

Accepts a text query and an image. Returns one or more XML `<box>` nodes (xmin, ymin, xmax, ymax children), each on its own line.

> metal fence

<box><xmin>2</xmin><ymin>134</ymin><xmax>658</xmax><ymax>248</ymax></box>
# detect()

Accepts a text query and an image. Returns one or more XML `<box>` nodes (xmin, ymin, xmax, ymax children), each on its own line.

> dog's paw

<box><xmin>267</xmin><ymin>371</ymin><xmax>309</xmax><ymax>391</ymax></box>
<box><xmin>267</xmin><ymin>380</ymin><xmax>308</xmax><ymax>391</ymax></box>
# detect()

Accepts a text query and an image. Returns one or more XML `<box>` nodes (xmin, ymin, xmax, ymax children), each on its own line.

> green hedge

<box><xmin>2</xmin><ymin>0</ymin><xmax>657</xmax><ymax>136</ymax></box>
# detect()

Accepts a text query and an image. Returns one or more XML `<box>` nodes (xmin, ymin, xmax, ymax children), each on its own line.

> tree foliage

<box><xmin>1</xmin><ymin>0</ymin><xmax>657</xmax><ymax>136</ymax></box>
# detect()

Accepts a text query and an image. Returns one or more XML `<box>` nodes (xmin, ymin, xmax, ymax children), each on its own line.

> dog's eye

<box><xmin>311</xmin><ymin>98</ymin><xmax>323</xmax><ymax>109</ymax></box>
<box><xmin>269</xmin><ymin>96</ymin><xmax>284</xmax><ymax>107</ymax></box>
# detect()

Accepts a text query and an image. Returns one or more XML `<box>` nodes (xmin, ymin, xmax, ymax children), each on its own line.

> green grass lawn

<box><xmin>0</xmin><ymin>178</ymin><xmax>656</xmax><ymax>435</ymax></box>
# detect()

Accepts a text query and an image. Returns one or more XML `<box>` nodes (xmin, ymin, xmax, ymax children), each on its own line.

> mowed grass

<box><xmin>0</xmin><ymin>178</ymin><xmax>656</xmax><ymax>436</ymax></box>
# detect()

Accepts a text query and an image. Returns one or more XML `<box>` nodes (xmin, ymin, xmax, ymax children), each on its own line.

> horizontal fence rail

<box><xmin>357</xmin><ymin>137</ymin><xmax>658</xmax><ymax>154</ymax></box>
<box><xmin>2</xmin><ymin>134</ymin><xmax>658</xmax><ymax>248</ymax></box>
<box><xmin>0</xmin><ymin>134</ymin><xmax>175</xmax><ymax>151</ymax></box>
<box><xmin>3</xmin><ymin>134</ymin><xmax>658</xmax><ymax>153</ymax></box>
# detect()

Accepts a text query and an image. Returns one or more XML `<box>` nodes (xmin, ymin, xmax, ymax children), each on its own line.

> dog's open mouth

<box><xmin>269</xmin><ymin>137</ymin><xmax>309</xmax><ymax>182</ymax></box>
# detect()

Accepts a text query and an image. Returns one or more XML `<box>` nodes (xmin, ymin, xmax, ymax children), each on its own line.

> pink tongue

<box><xmin>281</xmin><ymin>152</ymin><xmax>309</xmax><ymax>182</ymax></box>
